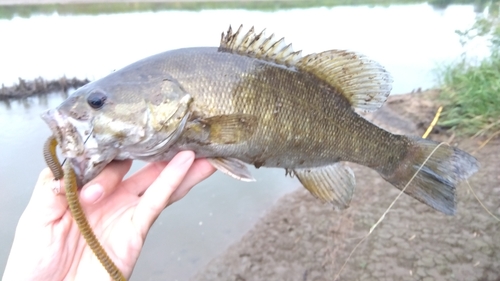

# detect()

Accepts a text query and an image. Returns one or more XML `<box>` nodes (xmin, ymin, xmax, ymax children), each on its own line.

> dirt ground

<box><xmin>191</xmin><ymin>90</ymin><xmax>500</xmax><ymax>281</ymax></box>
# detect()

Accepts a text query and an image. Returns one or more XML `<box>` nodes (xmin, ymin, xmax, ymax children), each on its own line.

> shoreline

<box><xmin>0</xmin><ymin>77</ymin><xmax>89</xmax><ymax>100</ymax></box>
<box><xmin>2</xmin><ymin>0</ymin><xmax>326</xmax><ymax>6</ymax></box>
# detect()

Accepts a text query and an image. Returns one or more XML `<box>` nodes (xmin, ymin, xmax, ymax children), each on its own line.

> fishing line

<box><xmin>464</xmin><ymin>128</ymin><xmax>500</xmax><ymax>221</ymax></box>
<box><xmin>84</xmin><ymin>129</ymin><xmax>93</xmax><ymax>144</ymax></box>
<box><xmin>471</xmin><ymin>129</ymin><xmax>500</xmax><ymax>154</ymax></box>
<box><xmin>465</xmin><ymin>179</ymin><xmax>500</xmax><ymax>222</ymax></box>
<box><xmin>53</xmin><ymin>131</ymin><xmax>93</xmax><ymax>169</ymax></box>
<box><xmin>422</xmin><ymin>106</ymin><xmax>442</xmax><ymax>139</ymax></box>
<box><xmin>421</xmin><ymin>106</ymin><xmax>497</xmax><ymax>219</ymax></box>
<box><xmin>333</xmin><ymin>141</ymin><xmax>446</xmax><ymax>281</ymax></box>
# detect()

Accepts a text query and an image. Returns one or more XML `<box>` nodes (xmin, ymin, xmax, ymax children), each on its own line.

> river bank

<box><xmin>0</xmin><ymin>77</ymin><xmax>89</xmax><ymax>100</ymax></box>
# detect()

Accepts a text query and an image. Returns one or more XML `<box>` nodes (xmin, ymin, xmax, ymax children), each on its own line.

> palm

<box><xmin>58</xmin><ymin>190</ymin><xmax>144</xmax><ymax>280</ymax></box>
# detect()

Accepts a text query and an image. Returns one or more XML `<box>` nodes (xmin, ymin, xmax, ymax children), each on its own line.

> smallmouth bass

<box><xmin>42</xmin><ymin>25</ymin><xmax>478</xmax><ymax>215</ymax></box>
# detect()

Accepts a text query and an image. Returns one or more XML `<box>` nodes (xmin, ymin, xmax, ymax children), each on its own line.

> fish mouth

<box><xmin>41</xmin><ymin>109</ymin><xmax>87</xmax><ymax>158</ymax></box>
<box><xmin>41</xmin><ymin>109</ymin><xmax>108</xmax><ymax>185</ymax></box>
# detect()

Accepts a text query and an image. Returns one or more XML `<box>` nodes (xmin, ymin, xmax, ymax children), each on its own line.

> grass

<box><xmin>436</xmin><ymin>1</ymin><xmax>500</xmax><ymax>137</ymax></box>
<box><xmin>436</xmin><ymin>53</ymin><xmax>500</xmax><ymax>136</ymax></box>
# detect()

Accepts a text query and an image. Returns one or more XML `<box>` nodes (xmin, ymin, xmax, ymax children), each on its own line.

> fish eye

<box><xmin>87</xmin><ymin>90</ymin><xmax>107</xmax><ymax>109</ymax></box>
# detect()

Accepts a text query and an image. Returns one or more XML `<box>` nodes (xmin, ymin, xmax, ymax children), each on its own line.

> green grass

<box><xmin>436</xmin><ymin>1</ymin><xmax>500</xmax><ymax>137</ymax></box>
<box><xmin>436</xmin><ymin>53</ymin><xmax>500</xmax><ymax>136</ymax></box>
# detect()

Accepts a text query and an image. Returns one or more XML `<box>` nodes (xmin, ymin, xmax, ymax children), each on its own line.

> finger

<box><xmin>121</xmin><ymin>161</ymin><xmax>169</xmax><ymax>196</ymax></box>
<box><xmin>80</xmin><ymin>160</ymin><xmax>133</xmax><ymax>205</ymax></box>
<box><xmin>123</xmin><ymin>158</ymin><xmax>215</xmax><ymax>199</ymax></box>
<box><xmin>166</xmin><ymin>158</ymin><xmax>215</xmax><ymax>206</ymax></box>
<box><xmin>22</xmin><ymin>168</ymin><xmax>68</xmax><ymax>224</ymax></box>
<box><xmin>132</xmin><ymin>151</ymin><xmax>195</xmax><ymax>235</ymax></box>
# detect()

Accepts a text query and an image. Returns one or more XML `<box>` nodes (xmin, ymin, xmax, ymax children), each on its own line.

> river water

<box><xmin>0</xmin><ymin>3</ymin><xmax>485</xmax><ymax>280</ymax></box>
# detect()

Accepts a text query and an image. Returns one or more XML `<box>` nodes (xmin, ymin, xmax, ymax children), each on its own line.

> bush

<box><xmin>437</xmin><ymin>1</ymin><xmax>500</xmax><ymax>136</ymax></box>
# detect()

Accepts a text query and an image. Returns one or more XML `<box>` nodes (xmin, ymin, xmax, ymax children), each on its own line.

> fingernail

<box><xmin>82</xmin><ymin>184</ymin><xmax>103</xmax><ymax>204</ymax></box>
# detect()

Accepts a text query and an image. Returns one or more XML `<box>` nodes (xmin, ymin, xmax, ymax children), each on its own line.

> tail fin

<box><xmin>380</xmin><ymin>137</ymin><xmax>479</xmax><ymax>215</ymax></box>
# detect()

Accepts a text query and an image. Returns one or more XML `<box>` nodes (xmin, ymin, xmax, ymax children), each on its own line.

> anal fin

<box><xmin>294</xmin><ymin>163</ymin><xmax>356</xmax><ymax>209</ymax></box>
<box><xmin>208</xmin><ymin>157</ymin><xmax>255</xmax><ymax>182</ymax></box>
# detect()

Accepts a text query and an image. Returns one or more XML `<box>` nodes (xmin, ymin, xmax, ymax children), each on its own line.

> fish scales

<box><xmin>158</xmin><ymin>48</ymin><xmax>406</xmax><ymax>171</ymax></box>
<box><xmin>41</xmin><ymin>25</ymin><xmax>478</xmax><ymax>215</ymax></box>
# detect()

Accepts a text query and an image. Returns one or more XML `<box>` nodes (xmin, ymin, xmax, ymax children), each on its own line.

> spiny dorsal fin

<box><xmin>219</xmin><ymin>25</ymin><xmax>392</xmax><ymax>111</ymax></box>
<box><xmin>219</xmin><ymin>25</ymin><xmax>302</xmax><ymax>67</ymax></box>
<box><xmin>296</xmin><ymin>50</ymin><xmax>393</xmax><ymax>111</ymax></box>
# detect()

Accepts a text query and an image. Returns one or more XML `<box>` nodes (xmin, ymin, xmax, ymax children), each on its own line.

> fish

<box><xmin>41</xmin><ymin>25</ymin><xmax>479</xmax><ymax>215</ymax></box>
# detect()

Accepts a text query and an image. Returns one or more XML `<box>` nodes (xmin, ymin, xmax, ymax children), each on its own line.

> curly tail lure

<box><xmin>43</xmin><ymin>136</ymin><xmax>126</xmax><ymax>281</ymax></box>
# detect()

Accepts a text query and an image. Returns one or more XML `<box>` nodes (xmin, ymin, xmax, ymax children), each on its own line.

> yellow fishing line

<box><xmin>465</xmin><ymin>179</ymin><xmax>500</xmax><ymax>222</ymax></box>
<box><xmin>472</xmin><ymin>129</ymin><xmax>500</xmax><ymax>154</ymax></box>
<box><xmin>422</xmin><ymin>106</ymin><xmax>442</xmax><ymax>139</ymax></box>
<box><xmin>334</xmin><ymin>142</ymin><xmax>446</xmax><ymax>281</ymax></box>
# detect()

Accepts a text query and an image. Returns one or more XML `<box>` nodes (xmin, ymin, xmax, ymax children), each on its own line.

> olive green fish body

<box><xmin>139</xmin><ymin>48</ymin><xmax>404</xmax><ymax>173</ymax></box>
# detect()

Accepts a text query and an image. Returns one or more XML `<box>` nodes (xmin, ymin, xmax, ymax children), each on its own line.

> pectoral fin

<box><xmin>200</xmin><ymin>114</ymin><xmax>258</xmax><ymax>144</ymax></box>
<box><xmin>208</xmin><ymin>157</ymin><xmax>255</xmax><ymax>182</ymax></box>
<box><xmin>294</xmin><ymin>163</ymin><xmax>355</xmax><ymax>209</ymax></box>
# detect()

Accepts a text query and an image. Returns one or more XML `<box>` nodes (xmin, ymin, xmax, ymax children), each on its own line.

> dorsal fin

<box><xmin>219</xmin><ymin>25</ymin><xmax>393</xmax><ymax>111</ymax></box>
<box><xmin>219</xmin><ymin>25</ymin><xmax>302</xmax><ymax>67</ymax></box>
<box><xmin>296</xmin><ymin>50</ymin><xmax>393</xmax><ymax>111</ymax></box>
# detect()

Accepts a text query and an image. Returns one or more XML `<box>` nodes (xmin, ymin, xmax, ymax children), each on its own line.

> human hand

<box><xmin>3</xmin><ymin>151</ymin><xmax>215</xmax><ymax>281</ymax></box>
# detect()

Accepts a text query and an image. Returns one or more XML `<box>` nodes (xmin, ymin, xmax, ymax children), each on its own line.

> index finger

<box><xmin>80</xmin><ymin>160</ymin><xmax>133</xmax><ymax>205</ymax></box>
<box><xmin>121</xmin><ymin>161</ymin><xmax>170</xmax><ymax>196</ymax></box>
<box><xmin>132</xmin><ymin>151</ymin><xmax>195</xmax><ymax>235</ymax></box>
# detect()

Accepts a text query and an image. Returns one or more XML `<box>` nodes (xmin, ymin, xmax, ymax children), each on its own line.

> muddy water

<box><xmin>0</xmin><ymin>4</ymin><xmax>485</xmax><ymax>280</ymax></box>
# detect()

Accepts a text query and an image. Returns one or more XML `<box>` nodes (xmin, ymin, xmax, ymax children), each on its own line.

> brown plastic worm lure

<box><xmin>43</xmin><ymin>136</ymin><xmax>126</xmax><ymax>281</ymax></box>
